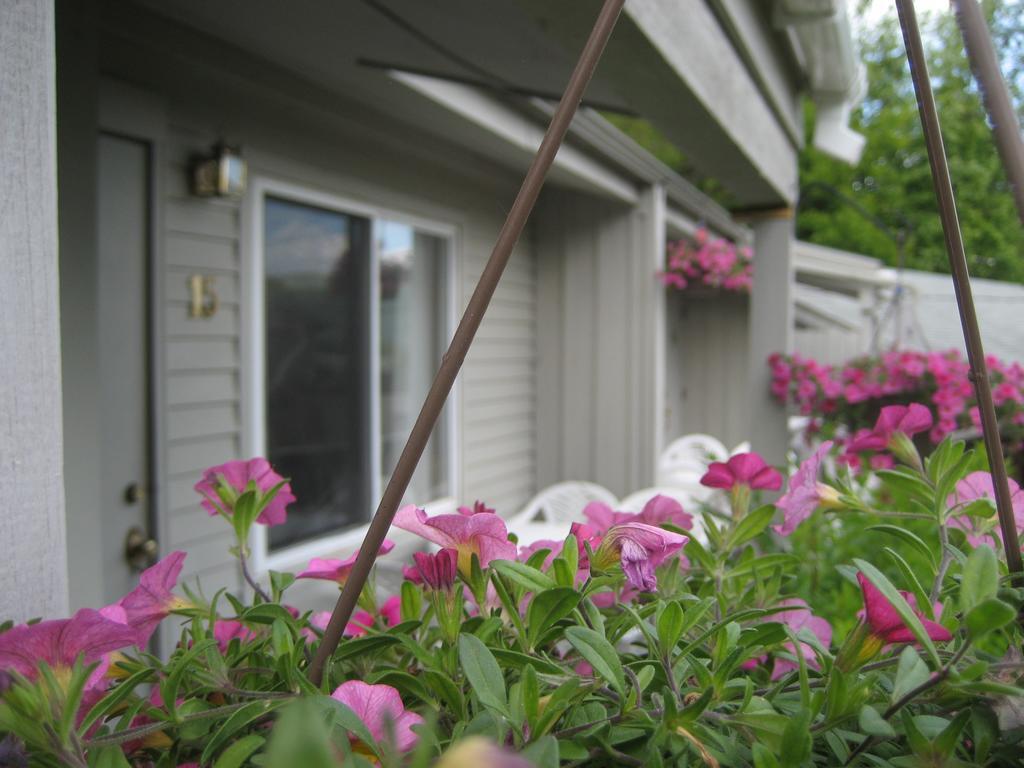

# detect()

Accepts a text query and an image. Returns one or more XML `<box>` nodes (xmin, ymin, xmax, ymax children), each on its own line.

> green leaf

<box><xmin>876</xmin><ymin>469</ymin><xmax>935</xmax><ymax>504</ymax></box>
<box><xmin>490</xmin><ymin>648</ymin><xmax>564</xmax><ymax>676</ymax></box>
<box><xmin>752</xmin><ymin>742</ymin><xmax>781</xmax><ymax>768</ymax></box>
<box><xmin>728</xmin><ymin>504</ymin><xmax>776</xmax><ymax>549</ymax></box>
<box><xmin>855</xmin><ymin>559</ymin><xmax>942</xmax><ymax>667</ymax></box>
<box><xmin>526</xmin><ymin>588</ymin><xmax>581</xmax><ymax>648</ymax></box>
<box><xmin>657</xmin><ymin>601</ymin><xmax>685</xmax><ymax>656</ymax></box>
<box><xmin>866</xmin><ymin>525</ymin><xmax>936</xmax><ymax>570</ymax></box>
<box><xmin>965</xmin><ymin>598</ymin><xmax>1016</xmax><ymax>638</ymax></box>
<box><xmin>213</xmin><ymin>733</ymin><xmax>265</xmax><ymax>768</ymax></box>
<box><xmin>400</xmin><ymin>580</ymin><xmax>422</xmax><ymax>622</ymax></box>
<box><xmin>961</xmin><ymin>545</ymin><xmax>999</xmax><ymax>612</ymax></box>
<box><xmin>779</xmin><ymin>707</ymin><xmax>812</xmax><ymax>767</ymax></box>
<box><xmin>565</xmin><ymin>627</ymin><xmax>626</xmax><ymax>697</ymax></box>
<box><xmin>520</xmin><ymin>734</ymin><xmax>559</xmax><ymax>768</ymax></box>
<box><xmin>264</xmin><ymin>699</ymin><xmax>338</xmax><ymax>768</ymax></box>
<box><xmin>200</xmin><ymin>700</ymin><xmax>283</xmax><ymax>765</ymax></box>
<box><xmin>892</xmin><ymin>646</ymin><xmax>930</xmax><ymax>704</ymax></box>
<box><xmin>859</xmin><ymin>705</ymin><xmax>896</xmax><ymax>737</ymax></box>
<box><xmin>458</xmin><ymin>633</ymin><xmax>509</xmax><ymax>715</ymax></box>
<box><xmin>89</xmin><ymin>746</ymin><xmax>133</xmax><ymax>768</ymax></box>
<box><xmin>883</xmin><ymin>546</ymin><xmax>933</xmax><ymax>619</ymax></box>
<box><xmin>490</xmin><ymin>560</ymin><xmax>556</xmax><ymax>593</ymax></box>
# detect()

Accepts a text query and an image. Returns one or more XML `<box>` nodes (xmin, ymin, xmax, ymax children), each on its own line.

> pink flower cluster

<box><xmin>769</xmin><ymin>349</ymin><xmax>1024</xmax><ymax>457</ymax></box>
<box><xmin>658</xmin><ymin>228</ymin><xmax>754</xmax><ymax>294</ymax></box>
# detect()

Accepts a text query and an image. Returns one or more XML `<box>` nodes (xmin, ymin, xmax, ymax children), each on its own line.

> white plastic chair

<box><xmin>617</xmin><ymin>486</ymin><xmax>707</xmax><ymax>544</ymax></box>
<box><xmin>504</xmin><ymin>481</ymin><xmax>618</xmax><ymax>546</ymax></box>
<box><xmin>657</xmin><ymin>434</ymin><xmax>728</xmax><ymax>485</ymax></box>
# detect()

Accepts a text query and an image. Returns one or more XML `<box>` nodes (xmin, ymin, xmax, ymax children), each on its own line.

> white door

<box><xmin>97</xmin><ymin>132</ymin><xmax>156</xmax><ymax>601</ymax></box>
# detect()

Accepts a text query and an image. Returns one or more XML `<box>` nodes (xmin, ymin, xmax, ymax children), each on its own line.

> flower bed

<box><xmin>3</xmin><ymin>427</ymin><xmax>1024</xmax><ymax>766</ymax></box>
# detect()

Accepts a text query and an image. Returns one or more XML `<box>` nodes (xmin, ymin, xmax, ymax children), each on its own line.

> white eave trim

<box><xmin>390</xmin><ymin>70</ymin><xmax>639</xmax><ymax>205</ymax></box>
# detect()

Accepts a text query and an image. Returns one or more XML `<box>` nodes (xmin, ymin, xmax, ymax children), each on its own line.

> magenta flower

<box><xmin>194</xmin><ymin>457</ymin><xmax>295</xmax><ymax>527</ymax></box>
<box><xmin>393</xmin><ymin>504</ymin><xmax>517</xmax><ymax>576</ymax></box>
<box><xmin>701</xmin><ymin>452</ymin><xmax>783</xmax><ymax>491</ymax></box>
<box><xmin>773</xmin><ymin>441</ymin><xmax>839</xmax><ymax>536</ymax></box>
<box><xmin>857</xmin><ymin>572</ymin><xmax>951</xmax><ymax>645</ymax></box>
<box><xmin>457</xmin><ymin>500</ymin><xmax>495</xmax><ymax>516</ymax></box>
<box><xmin>947</xmin><ymin>471</ymin><xmax>1024</xmax><ymax>549</ymax></box>
<box><xmin>848</xmin><ymin>404</ymin><xmax>933</xmax><ymax>453</ymax></box>
<box><xmin>116</xmin><ymin>551</ymin><xmax>190</xmax><ymax>647</ymax></box>
<box><xmin>636</xmin><ymin>494</ymin><xmax>693</xmax><ymax>530</ymax></box>
<box><xmin>331</xmin><ymin>680</ymin><xmax>423</xmax><ymax>753</ymax></box>
<box><xmin>213</xmin><ymin>620</ymin><xmax>258</xmax><ymax>651</ymax></box>
<box><xmin>0</xmin><ymin>609</ymin><xmax>137</xmax><ymax>681</ymax></box>
<box><xmin>768</xmin><ymin>599</ymin><xmax>832</xmax><ymax>680</ymax></box>
<box><xmin>296</xmin><ymin>540</ymin><xmax>396</xmax><ymax>585</ymax></box>
<box><xmin>591</xmin><ymin>523</ymin><xmax>688</xmax><ymax>591</ymax></box>
<box><xmin>345</xmin><ymin>596</ymin><xmax>402</xmax><ymax>638</ymax></box>
<box><xmin>582</xmin><ymin>501</ymin><xmax>635</xmax><ymax>532</ymax></box>
<box><xmin>413</xmin><ymin>549</ymin><xmax>458</xmax><ymax>592</ymax></box>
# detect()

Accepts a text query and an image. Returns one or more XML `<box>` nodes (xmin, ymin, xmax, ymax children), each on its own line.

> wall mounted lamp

<box><xmin>190</xmin><ymin>142</ymin><xmax>247</xmax><ymax>198</ymax></box>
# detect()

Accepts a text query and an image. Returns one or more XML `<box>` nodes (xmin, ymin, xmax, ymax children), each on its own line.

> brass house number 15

<box><xmin>188</xmin><ymin>274</ymin><xmax>219</xmax><ymax>318</ymax></box>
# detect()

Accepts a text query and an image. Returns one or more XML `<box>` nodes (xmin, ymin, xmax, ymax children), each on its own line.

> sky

<box><xmin>859</xmin><ymin>0</ymin><xmax>952</xmax><ymax>26</ymax></box>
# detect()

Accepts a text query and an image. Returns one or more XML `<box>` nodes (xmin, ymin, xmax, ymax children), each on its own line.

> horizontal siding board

<box><xmin>165</xmin><ymin>198</ymin><xmax>239</xmax><ymax>240</ymax></box>
<box><xmin>167</xmin><ymin>505</ymin><xmax>227</xmax><ymax>548</ymax></box>
<box><xmin>167</xmin><ymin>339</ymin><xmax>238</xmax><ymax>371</ymax></box>
<box><xmin>167</xmin><ymin>403</ymin><xmax>239</xmax><ymax>441</ymax></box>
<box><xmin>165</xmin><ymin>303</ymin><xmax>240</xmax><ymax>336</ymax></box>
<box><xmin>167</xmin><ymin>372</ymin><xmax>239</xmax><ymax>406</ymax></box>
<box><xmin>166</xmin><ymin>232</ymin><xmax>238</xmax><ymax>270</ymax></box>
<box><xmin>168</xmin><ymin>435</ymin><xmax>239</xmax><ymax>477</ymax></box>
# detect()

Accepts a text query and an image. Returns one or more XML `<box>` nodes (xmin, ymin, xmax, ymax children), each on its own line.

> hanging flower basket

<box><xmin>658</xmin><ymin>228</ymin><xmax>754</xmax><ymax>295</ymax></box>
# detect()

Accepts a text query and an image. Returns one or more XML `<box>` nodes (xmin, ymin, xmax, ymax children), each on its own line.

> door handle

<box><xmin>124</xmin><ymin>526</ymin><xmax>159</xmax><ymax>570</ymax></box>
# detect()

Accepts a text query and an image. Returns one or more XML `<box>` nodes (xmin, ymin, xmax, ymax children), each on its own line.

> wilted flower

<box><xmin>116</xmin><ymin>551</ymin><xmax>190</xmax><ymax>647</ymax></box>
<box><xmin>590</xmin><ymin>523</ymin><xmax>687</xmax><ymax>592</ymax></box>
<box><xmin>296</xmin><ymin>540</ymin><xmax>396</xmax><ymax>586</ymax></box>
<box><xmin>773</xmin><ymin>441</ymin><xmax>840</xmax><ymax>536</ymax></box>
<box><xmin>0</xmin><ymin>609</ymin><xmax>137</xmax><ymax>683</ymax></box>
<box><xmin>857</xmin><ymin>572</ymin><xmax>950</xmax><ymax>646</ymax></box>
<box><xmin>194</xmin><ymin>457</ymin><xmax>295</xmax><ymax>527</ymax></box>
<box><xmin>393</xmin><ymin>504</ymin><xmax>516</xmax><ymax>576</ymax></box>
<box><xmin>331</xmin><ymin>680</ymin><xmax>423</xmax><ymax>753</ymax></box>
<box><xmin>946</xmin><ymin>471</ymin><xmax>1024</xmax><ymax>550</ymax></box>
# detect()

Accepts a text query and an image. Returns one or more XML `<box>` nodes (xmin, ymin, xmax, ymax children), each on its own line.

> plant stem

<box><xmin>238</xmin><ymin>548</ymin><xmax>271</xmax><ymax>603</ymax></box>
<box><xmin>844</xmin><ymin>641</ymin><xmax>971</xmax><ymax>765</ymax></box>
<box><xmin>931</xmin><ymin>522</ymin><xmax>952</xmax><ymax>605</ymax></box>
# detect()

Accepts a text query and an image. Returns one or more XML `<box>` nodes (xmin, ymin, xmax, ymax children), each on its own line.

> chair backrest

<box><xmin>511</xmin><ymin>481</ymin><xmax>618</xmax><ymax>526</ymax></box>
<box><xmin>657</xmin><ymin>433</ymin><xmax>728</xmax><ymax>481</ymax></box>
<box><xmin>617</xmin><ymin>486</ymin><xmax>707</xmax><ymax>544</ymax></box>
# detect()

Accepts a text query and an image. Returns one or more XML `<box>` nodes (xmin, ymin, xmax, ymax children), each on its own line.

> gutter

<box><xmin>776</xmin><ymin>0</ymin><xmax>866</xmax><ymax>164</ymax></box>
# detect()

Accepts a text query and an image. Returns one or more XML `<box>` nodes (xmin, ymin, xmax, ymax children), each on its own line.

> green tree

<box><xmin>798</xmin><ymin>1</ymin><xmax>1024</xmax><ymax>282</ymax></box>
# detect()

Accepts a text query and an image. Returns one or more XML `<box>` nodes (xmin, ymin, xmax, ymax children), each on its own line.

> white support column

<box><xmin>746</xmin><ymin>212</ymin><xmax>794</xmax><ymax>465</ymax></box>
<box><xmin>0</xmin><ymin>0</ymin><xmax>69</xmax><ymax>621</ymax></box>
<box><xmin>628</xmin><ymin>184</ymin><xmax>667</xmax><ymax>489</ymax></box>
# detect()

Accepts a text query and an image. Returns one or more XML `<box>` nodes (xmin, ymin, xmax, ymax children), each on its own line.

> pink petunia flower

<box><xmin>194</xmin><ymin>457</ymin><xmax>295</xmax><ymax>527</ymax></box>
<box><xmin>296</xmin><ymin>540</ymin><xmax>396</xmax><ymax>585</ymax></box>
<box><xmin>946</xmin><ymin>471</ymin><xmax>1024</xmax><ymax>549</ymax></box>
<box><xmin>773</xmin><ymin>442</ymin><xmax>838</xmax><ymax>536</ymax></box>
<box><xmin>413</xmin><ymin>549</ymin><xmax>458</xmax><ymax>592</ymax></box>
<box><xmin>857</xmin><ymin>572</ymin><xmax>951</xmax><ymax>645</ymax></box>
<box><xmin>636</xmin><ymin>494</ymin><xmax>694</xmax><ymax>531</ymax></box>
<box><xmin>457</xmin><ymin>500</ymin><xmax>496</xmax><ymax>516</ymax></box>
<box><xmin>0</xmin><ymin>609</ymin><xmax>137</xmax><ymax>682</ymax></box>
<box><xmin>393</xmin><ymin>504</ymin><xmax>517</xmax><ymax>577</ymax></box>
<box><xmin>700</xmin><ymin>453</ymin><xmax>783</xmax><ymax>491</ymax></box>
<box><xmin>848</xmin><ymin>404</ymin><xmax>933</xmax><ymax>454</ymax></box>
<box><xmin>116</xmin><ymin>551</ymin><xmax>190</xmax><ymax>647</ymax></box>
<box><xmin>331</xmin><ymin>680</ymin><xmax>423</xmax><ymax>753</ymax></box>
<box><xmin>768</xmin><ymin>599</ymin><xmax>832</xmax><ymax>680</ymax></box>
<box><xmin>589</xmin><ymin>523</ymin><xmax>687</xmax><ymax>592</ymax></box>
<box><xmin>345</xmin><ymin>596</ymin><xmax>402</xmax><ymax>638</ymax></box>
<box><xmin>213</xmin><ymin>620</ymin><xmax>258</xmax><ymax>651</ymax></box>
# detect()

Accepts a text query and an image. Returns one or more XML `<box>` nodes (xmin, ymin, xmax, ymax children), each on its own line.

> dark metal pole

<box><xmin>952</xmin><ymin>0</ymin><xmax>1024</xmax><ymax>228</ymax></box>
<box><xmin>895</xmin><ymin>0</ymin><xmax>1024</xmax><ymax>578</ymax></box>
<box><xmin>308</xmin><ymin>0</ymin><xmax>628</xmax><ymax>685</ymax></box>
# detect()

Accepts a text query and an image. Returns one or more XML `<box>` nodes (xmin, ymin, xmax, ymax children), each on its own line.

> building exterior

<box><xmin>2</xmin><ymin>0</ymin><xmax>863</xmax><ymax>621</ymax></box>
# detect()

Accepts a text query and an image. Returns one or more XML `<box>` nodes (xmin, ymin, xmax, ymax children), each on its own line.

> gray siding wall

<box><xmin>664</xmin><ymin>292</ymin><xmax>751</xmax><ymax>450</ymax></box>
<box><xmin>94</xmin><ymin>25</ymin><xmax>538</xmax><ymax>595</ymax></box>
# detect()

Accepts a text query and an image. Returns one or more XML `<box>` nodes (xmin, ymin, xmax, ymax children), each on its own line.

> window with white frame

<box><xmin>256</xmin><ymin>183</ymin><xmax>455</xmax><ymax>554</ymax></box>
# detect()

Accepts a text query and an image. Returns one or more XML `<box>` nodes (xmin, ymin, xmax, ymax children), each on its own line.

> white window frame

<box><xmin>243</xmin><ymin>177</ymin><xmax>459</xmax><ymax>575</ymax></box>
